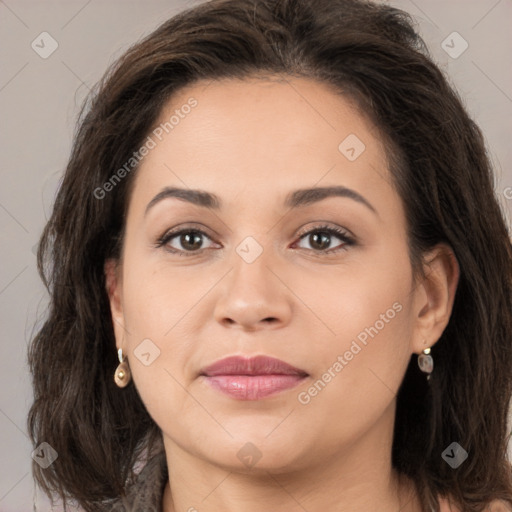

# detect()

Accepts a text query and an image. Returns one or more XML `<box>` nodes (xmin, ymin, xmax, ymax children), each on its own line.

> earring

<box><xmin>114</xmin><ymin>348</ymin><xmax>131</xmax><ymax>387</ymax></box>
<box><xmin>418</xmin><ymin>340</ymin><xmax>433</xmax><ymax>381</ymax></box>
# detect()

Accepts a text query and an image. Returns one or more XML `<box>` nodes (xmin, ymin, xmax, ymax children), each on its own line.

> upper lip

<box><xmin>200</xmin><ymin>355</ymin><xmax>308</xmax><ymax>377</ymax></box>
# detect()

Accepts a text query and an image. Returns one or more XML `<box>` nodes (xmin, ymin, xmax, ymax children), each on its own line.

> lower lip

<box><xmin>201</xmin><ymin>374</ymin><xmax>307</xmax><ymax>400</ymax></box>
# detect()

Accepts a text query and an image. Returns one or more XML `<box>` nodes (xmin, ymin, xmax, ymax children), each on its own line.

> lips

<box><xmin>200</xmin><ymin>355</ymin><xmax>308</xmax><ymax>377</ymax></box>
<box><xmin>199</xmin><ymin>355</ymin><xmax>309</xmax><ymax>400</ymax></box>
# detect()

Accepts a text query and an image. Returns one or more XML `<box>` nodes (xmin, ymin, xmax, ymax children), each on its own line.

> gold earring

<box><xmin>114</xmin><ymin>348</ymin><xmax>131</xmax><ymax>387</ymax></box>
<box><xmin>418</xmin><ymin>339</ymin><xmax>433</xmax><ymax>381</ymax></box>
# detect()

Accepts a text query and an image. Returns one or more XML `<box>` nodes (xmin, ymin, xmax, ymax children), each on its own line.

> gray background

<box><xmin>1</xmin><ymin>0</ymin><xmax>511</xmax><ymax>510</ymax></box>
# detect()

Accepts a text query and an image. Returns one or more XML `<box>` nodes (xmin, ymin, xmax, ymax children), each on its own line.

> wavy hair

<box><xmin>27</xmin><ymin>0</ymin><xmax>512</xmax><ymax>510</ymax></box>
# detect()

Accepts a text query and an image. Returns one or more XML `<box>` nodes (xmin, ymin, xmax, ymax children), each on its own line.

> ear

<box><xmin>410</xmin><ymin>243</ymin><xmax>460</xmax><ymax>354</ymax></box>
<box><xmin>104</xmin><ymin>258</ymin><xmax>126</xmax><ymax>351</ymax></box>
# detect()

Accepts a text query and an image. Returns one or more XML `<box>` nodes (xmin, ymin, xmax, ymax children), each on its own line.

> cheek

<box><xmin>315</xmin><ymin>241</ymin><xmax>412</xmax><ymax>347</ymax></box>
<box><xmin>305</xmin><ymin>237</ymin><xmax>414</xmax><ymax>397</ymax></box>
<box><xmin>119</xmin><ymin>252</ymin><xmax>205</xmax><ymax>404</ymax></box>
<box><xmin>295</xmin><ymin>285</ymin><xmax>413</xmax><ymax>447</ymax></box>
<box><xmin>121</xmin><ymin>250</ymin><xmax>197</xmax><ymax>337</ymax></box>
<box><xmin>312</xmin><ymin>282</ymin><xmax>411</xmax><ymax>390</ymax></box>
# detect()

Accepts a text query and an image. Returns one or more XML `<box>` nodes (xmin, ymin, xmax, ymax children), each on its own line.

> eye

<box><xmin>156</xmin><ymin>227</ymin><xmax>217</xmax><ymax>256</ymax></box>
<box><xmin>155</xmin><ymin>223</ymin><xmax>355</xmax><ymax>257</ymax></box>
<box><xmin>293</xmin><ymin>224</ymin><xmax>355</xmax><ymax>253</ymax></box>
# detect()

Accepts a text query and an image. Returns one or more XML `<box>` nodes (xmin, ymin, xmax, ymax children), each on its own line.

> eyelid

<box><xmin>295</xmin><ymin>222</ymin><xmax>354</xmax><ymax>241</ymax></box>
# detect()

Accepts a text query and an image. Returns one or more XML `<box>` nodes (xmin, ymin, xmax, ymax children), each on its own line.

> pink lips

<box><xmin>199</xmin><ymin>355</ymin><xmax>308</xmax><ymax>400</ymax></box>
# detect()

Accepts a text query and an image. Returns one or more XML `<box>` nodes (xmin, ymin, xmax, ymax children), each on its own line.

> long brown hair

<box><xmin>27</xmin><ymin>0</ymin><xmax>512</xmax><ymax>510</ymax></box>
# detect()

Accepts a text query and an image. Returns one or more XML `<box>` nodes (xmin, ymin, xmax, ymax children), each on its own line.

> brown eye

<box><xmin>294</xmin><ymin>225</ymin><xmax>355</xmax><ymax>253</ymax></box>
<box><xmin>306</xmin><ymin>231</ymin><xmax>332</xmax><ymax>251</ymax></box>
<box><xmin>157</xmin><ymin>229</ymin><xmax>216</xmax><ymax>255</ymax></box>
<box><xmin>177</xmin><ymin>231</ymin><xmax>204</xmax><ymax>251</ymax></box>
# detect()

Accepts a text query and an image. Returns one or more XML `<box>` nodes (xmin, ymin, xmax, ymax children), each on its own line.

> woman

<box><xmin>27</xmin><ymin>0</ymin><xmax>512</xmax><ymax>511</ymax></box>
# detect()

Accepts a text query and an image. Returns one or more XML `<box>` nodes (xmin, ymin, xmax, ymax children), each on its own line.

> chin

<box><xmin>197</xmin><ymin>432</ymin><xmax>311</xmax><ymax>474</ymax></box>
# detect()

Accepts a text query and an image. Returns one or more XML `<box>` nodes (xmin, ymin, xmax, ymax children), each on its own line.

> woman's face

<box><xmin>107</xmin><ymin>76</ymin><xmax>433</xmax><ymax>473</ymax></box>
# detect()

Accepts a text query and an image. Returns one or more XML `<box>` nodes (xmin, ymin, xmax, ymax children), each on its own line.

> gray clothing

<box><xmin>110</xmin><ymin>449</ymin><xmax>168</xmax><ymax>512</ymax></box>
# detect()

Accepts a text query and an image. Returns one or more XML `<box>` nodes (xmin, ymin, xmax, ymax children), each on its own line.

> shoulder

<box><xmin>438</xmin><ymin>496</ymin><xmax>461</xmax><ymax>512</ymax></box>
<box><xmin>438</xmin><ymin>496</ymin><xmax>512</xmax><ymax>512</ymax></box>
<box><xmin>484</xmin><ymin>501</ymin><xmax>512</xmax><ymax>512</ymax></box>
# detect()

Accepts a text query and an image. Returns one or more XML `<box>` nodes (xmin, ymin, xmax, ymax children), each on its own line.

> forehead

<box><xmin>130</xmin><ymin>76</ymin><xmax>394</xmax><ymax>213</ymax></box>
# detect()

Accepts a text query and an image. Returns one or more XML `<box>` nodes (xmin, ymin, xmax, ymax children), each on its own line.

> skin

<box><xmin>105</xmin><ymin>76</ymin><xmax>460</xmax><ymax>512</ymax></box>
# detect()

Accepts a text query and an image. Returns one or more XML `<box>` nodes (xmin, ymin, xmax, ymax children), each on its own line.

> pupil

<box><xmin>182</xmin><ymin>232</ymin><xmax>202</xmax><ymax>250</ymax></box>
<box><xmin>311</xmin><ymin>232</ymin><xmax>330</xmax><ymax>250</ymax></box>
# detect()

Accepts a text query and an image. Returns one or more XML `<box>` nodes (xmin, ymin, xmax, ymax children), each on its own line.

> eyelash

<box><xmin>155</xmin><ymin>223</ymin><xmax>355</xmax><ymax>257</ymax></box>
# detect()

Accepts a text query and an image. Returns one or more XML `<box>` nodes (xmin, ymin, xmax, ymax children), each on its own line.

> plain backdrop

<box><xmin>0</xmin><ymin>0</ymin><xmax>511</xmax><ymax>510</ymax></box>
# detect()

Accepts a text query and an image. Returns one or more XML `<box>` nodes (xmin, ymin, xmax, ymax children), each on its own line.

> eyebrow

<box><xmin>144</xmin><ymin>185</ymin><xmax>377</xmax><ymax>216</ymax></box>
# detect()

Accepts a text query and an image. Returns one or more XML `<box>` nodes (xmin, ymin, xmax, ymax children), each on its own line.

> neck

<box><xmin>161</xmin><ymin>403</ymin><xmax>421</xmax><ymax>512</ymax></box>
<box><xmin>162</xmin><ymin>461</ymin><xmax>419</xmax><ymax>512</ymax></box>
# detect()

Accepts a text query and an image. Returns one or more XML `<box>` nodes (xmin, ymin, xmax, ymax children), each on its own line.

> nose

<box><xmin>213</xmin><ymin>241</ymin><xmax>293</xmax><ymax>331</ymax></box>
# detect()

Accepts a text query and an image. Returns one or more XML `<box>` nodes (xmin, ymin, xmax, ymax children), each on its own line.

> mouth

<box><xmin>199</xmin><ymin>355</ymin><xmax>309</xmax><ymax>400</ymax></box>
